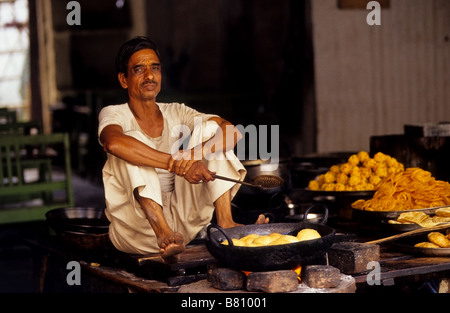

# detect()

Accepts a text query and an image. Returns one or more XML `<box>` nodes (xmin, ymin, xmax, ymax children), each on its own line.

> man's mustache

<box><xmin>141</xmin><ymin>80</ymin><xmax>158</xmax><ymax>87</ymax></box>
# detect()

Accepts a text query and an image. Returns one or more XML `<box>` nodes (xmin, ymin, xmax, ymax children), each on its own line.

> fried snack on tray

<box><xmin>414</xmin><ymin>242</ymin><xmax>441</xmax><ymax>249</ymax></box>
<box><xmin>428</xmin><ymin>232</ymin><xmax>450</xmax><ymax>248</ymax></box>
<box><xmin>413</xmin><ymin>231</ymin><xmax>450</xmax><ymax>249</ymax></box>
<box><xmin>388</xmin><ymin>210</ymin><xmax>450</xmax><ymax>228</ymax></box>
<box><xmin>397</xmin><ymin>212</ymin><xmax>429</xmax><ymax>224</ymax></box>
<box><xmin>221</xmin><ymin>229</ymin><xmax>321</xmax><ymax>247</ymax></box>
<box><xmin>432</xmin><ymin>216</ymin><xmax>450</xmax><ymax>224</ymax></box>
<box><xmin>308</xmin><ymin>151</ymin><xmax>404</xmax><ymax>192</ymax></box>
<box><xmin>352</xmin><ymin>167</ymin><xmax>450</xmax><ymax>211</ymax></box>
<box><xmin>435</xmin><ymin>207</ymin><xmax>450</xmax><ymax>217</ymax></box>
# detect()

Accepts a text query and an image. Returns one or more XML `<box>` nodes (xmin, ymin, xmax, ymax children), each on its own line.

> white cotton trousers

<box><xmin>102</xmin><ymin>121</ymin><xmax>246</xmax><ymax>254</ymax></box>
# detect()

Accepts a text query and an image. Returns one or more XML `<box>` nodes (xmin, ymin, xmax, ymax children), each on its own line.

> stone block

<box><xmin>302</xmin><ymin>265</ymin><xmax>341</xmax><ymax>288</ymax></box>
<box><xmin>328</xmin><ymin>241</ymin><xmax>380</xmax><ymax>274</ymax></box>
<box><xmin>246</xmin><ymin>270</ymin><xmax>298</xmax><ymax>293</ymax></box>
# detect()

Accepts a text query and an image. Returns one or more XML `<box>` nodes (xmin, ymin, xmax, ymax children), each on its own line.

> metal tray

<box><xmin>381</xmin><ymin>219</ymin><xmax>422</xmax><ymax>232</ymax></box>
<box><xmin>391</xmin><ymin>232</ymin><xmax>450</xmax><ymax>257</ymax></box>
<box><xmin>353</xmin><ymin>205</ymin><xmax>450</xmax><ymax>224</ymax></box>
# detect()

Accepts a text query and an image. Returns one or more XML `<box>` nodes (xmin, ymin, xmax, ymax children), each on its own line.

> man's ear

<box><xmin>118</xmin><ymin>73</ymin><xmax>128</xmax><ymax>89</ymax></box>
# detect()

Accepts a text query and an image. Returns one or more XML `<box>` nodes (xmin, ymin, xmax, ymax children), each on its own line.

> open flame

<box><xmin>242</xmin><ymin>271</ymin><xmax>252</xmax><ymax>277</ymax></box>
<box><xmin>294</xmin><ymin>266</ymin><xmax>302</xmax><ymax>283</ymax></box>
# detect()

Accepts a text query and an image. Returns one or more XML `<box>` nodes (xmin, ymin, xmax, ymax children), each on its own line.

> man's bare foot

<box><xmin>158</xmin><ymin>232</ymin><xmax>185</xmax><ymax>264</ymax></box>
<box><xmin>220</xmin><ymin>221</ymin><xmax>243</xmax><ymax>229</ymax></box>
<box><xmin>255</xmin><ymin>214</ymin><xmax>270</xmax><ymax>224</ymax></box>
<box><xmin>220</xmin><ymin>214</ymin><xmax>269</xmax><ymax>229</ymax></box>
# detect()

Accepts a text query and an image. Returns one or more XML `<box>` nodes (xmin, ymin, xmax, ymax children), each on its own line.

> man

<box><xmin>98</xmin><ymin>36</ymin><xmax>267</xmax><ymax>263</ymax></box>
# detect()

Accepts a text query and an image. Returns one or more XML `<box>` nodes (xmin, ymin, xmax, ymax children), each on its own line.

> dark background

<box><xmin>48</xmin><ymin>0</ymin><xmax>316</xmax><ymax>181</ymax></box>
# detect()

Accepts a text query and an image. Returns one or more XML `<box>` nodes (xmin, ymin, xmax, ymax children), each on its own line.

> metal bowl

<box><xmin>46</xmin><ymin>207</ymin><xmax>109</xmax><ymax>234</ymax></box>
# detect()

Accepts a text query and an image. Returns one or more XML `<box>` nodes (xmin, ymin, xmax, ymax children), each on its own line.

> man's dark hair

<box><xmin>115</xmin><ymin>36</ymin><xmax>161</xmax><ymax>76</ymax></box>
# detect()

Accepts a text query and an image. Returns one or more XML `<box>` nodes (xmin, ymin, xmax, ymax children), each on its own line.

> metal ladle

<box><xmin>211</xmin><ymin>174</ymin><xmax>283</xmax><ymax>189</ymax></box>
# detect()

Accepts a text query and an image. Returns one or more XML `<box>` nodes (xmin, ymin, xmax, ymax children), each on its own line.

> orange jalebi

<box><xmin>352</xmin><ymin>167</ymin><xmax>450</xmax><ymax>211</ymax></box>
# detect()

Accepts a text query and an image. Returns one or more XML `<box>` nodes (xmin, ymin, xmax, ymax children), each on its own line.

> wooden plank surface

<box><xmin>353</xmin><ymin>253</ymin><xmax>450</xmax><ymax>284</ymax></box>
<box><xmin>79</xmin><ymin>261</ymin><xmax>179</xmax><ymax>293</ymax></box>
<box><xmin>133</xmin><ymin>244</ymin><xmax>217</xmax><ymax>271</ymax></box>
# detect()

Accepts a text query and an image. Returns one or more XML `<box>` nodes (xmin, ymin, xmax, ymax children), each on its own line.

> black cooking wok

<box><xmin>206</xmin><ymin>205</ymin><xmax>336</xmax><ymax>271</ymax></box>
<box><xmin>46</xmin><ymin>207</ymin><xmax>109</xmax><ymax>234</ymax></box>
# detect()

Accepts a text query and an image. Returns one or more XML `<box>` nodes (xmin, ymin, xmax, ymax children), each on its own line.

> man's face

<box><xmin>118</xmin><ymin>48</ymin><xmax>162</xmax><ymax>102</ymax></box>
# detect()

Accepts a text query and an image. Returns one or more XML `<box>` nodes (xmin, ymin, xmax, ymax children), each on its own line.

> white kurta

<box><xmin>98</xmin><ymin>103</ymin><xmax>246</xmax><ymax>254</ymax></box>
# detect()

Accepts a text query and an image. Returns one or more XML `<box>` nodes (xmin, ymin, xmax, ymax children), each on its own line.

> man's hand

<box><xmin>183</xmin><ymin>161</ymin><xmax>215</xmax><ymax>184</ymax></box>
<box><xmin>168</xmin><ymin>149</ymin><xmax>200</xmax><ymax>176</ymax></box>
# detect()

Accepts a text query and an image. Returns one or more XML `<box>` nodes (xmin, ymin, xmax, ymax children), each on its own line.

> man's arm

<box><xmin>100</xmin><ymin>124</ymin><xmax>173</xmax><ymax>170</ymax></box>
<box><xmin>203</xmin><ymin>116</ymin><xmax>243</xmax><ymax>156</ymax></box>
<box><xmin>170</xmin><ymin>116</ymin><xmax>243</xmax><ymax>174</ymax></box>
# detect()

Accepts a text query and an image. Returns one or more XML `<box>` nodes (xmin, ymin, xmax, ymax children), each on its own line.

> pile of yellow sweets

<box><xmin>308</xmin><ymin>151</ymin><xmax>404</xmax><ymax>192</ymax></box>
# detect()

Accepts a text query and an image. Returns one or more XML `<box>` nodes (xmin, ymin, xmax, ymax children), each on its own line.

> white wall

<box><xmin>312</xmin><ymin>0</ymin><xmax>450</xmax><ymax>153</ymax></box>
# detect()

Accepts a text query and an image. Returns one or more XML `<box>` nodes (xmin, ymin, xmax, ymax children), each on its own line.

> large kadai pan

<box><xmin>206</xmin><ymin>205</ymin><xmax>336</xmax><ymax>272</ymax></box>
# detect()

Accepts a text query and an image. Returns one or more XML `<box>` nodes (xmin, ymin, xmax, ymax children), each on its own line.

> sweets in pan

<box><xmin>221</xmin><ymin>229</ymin><xmax>321</xmax><ymax>247</ymax></box>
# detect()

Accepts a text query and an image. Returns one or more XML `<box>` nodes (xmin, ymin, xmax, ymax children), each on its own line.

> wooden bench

<box><xmin>0</xmin><ymin>121</ymin><xmax>41</xmax><ymax>136</ymax></box>
<box><xmin>0</xmin><ymin>133</ymin><xmax>74</xmax><ymax>224</ymax></box>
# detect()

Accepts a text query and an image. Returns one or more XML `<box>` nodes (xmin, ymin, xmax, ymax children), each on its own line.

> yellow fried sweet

<box><xmin>357</xmin><ymin>151</ymin><xmax>370</xmax><ymax>162</ymax></box>
<box><xmin>221</xmin><ymin>229</ymin><xmax>321</xmax><ymax>247</ymax></box>
<box><xmin>336</xmin><ymin>173</ymin><xmax>349</xmax><ymax>185</ymax></box>
<box><xmin>252</xmin><ymin>235</ymin><xmax>274</xmax><ymax>246</ymax></box>
<box><xmin>369</xmin><ymin>175</ymin><xmax>382</xmax><ymax>186</ymax></box>
<box><xmin>339</xmin><ymin>163</ymin><xmax>353</xmax><ymax>175</ymax></box>
<box><xmin>432</xmin><ymin>216</ymin><xmax>450</xmax><ymax>224</ymax></box>
<box><xmin>352</xmin><ymin>167</ymin><xmax>450</xmax><ymax>211</ymax></box>
<box><xmin>268</xmin><ymin>235</ymin><xmax>300</xmax><ymax>246</ymax></box>
<box><xmin>397</xmin><ymin>212</ymin><xmax>429</xmax><ymax>224</ymax></box>
<box><xmin>414</xmin><ymin>242</ymin><xmax>440</xmax><ymax>249</ymax></box>
<box><xmin>373</xmin><ymin>152</ymin><xmax>388</xmax><ymax>163</ymax></box>
<box><xmin>240</xmin><ymin>234</ymin><xmax>260</xmax><ymax>245</ymax></box>
<box><xmin>352</xmin><ymin>199</ymin><xmax>366</xmax><ymax>210</ymax></box>
<box><xmin>330</xmin><ymin>165</ymin><xmax>340</xmax><ymax>173</ymax></box>
<box><xmin>240</xmin><ymin>234</ymin><xmax>259</xmax><ymax>241</ymax></box>
<box><xmin>221</xmin><ymin>238</ymin><xmax>246</xmax><ymax>246</ymax></box>
<box><xmin>296</xmin><ymin>229</ymin><xmax>321</xmax><ymax>242</ymax></box>
<box><xmin>308</xmin><ymin>151</ymin><xmax>404</xmax><ymax>192</ymax></box>
<box><xmin>348</xmin><ymin>154</ymin><xmax>360</xmax><ymax>166</ymax></box>
<box><xmin>363</xmin><ymin>158</ymin><xmax>376</xmax><ymax>169</ymax></box>
<box><xmin>428</xmin><ymin>232</ymin><xmax>450</xmax><ymax>248</ymax></box>
<box><xmin>308</xmin><ymin>180</ymin><xmax>320</xmax><ymax>191</ymax></box>
<box><xmin>323</xmin><ymin>172</ymin><xmax>336</xmax><ymax>184</ymax></box>
<box><xmin>387</xmin><ymin>219</ymin><xmax>405</xmax><ymax>224</ymax></box>
<box><xmin>436</xmin><ymin>207</ymin><xmax>450</xmax><ymax>218</ymax></box>
<box><xmin>334</xmin><ymin>183</ymin><xmax>346</xmax><ymax>191</ymax></box>
<box><xmin>394</xmin><ymin>211</ymin><xmax>450</xmax><ymax>227</ymax></box>
<box><xmin>348</xmin><ymin>175</ymin><xmax>361</xmax><ymax>187</ymax></box>
<box><xmin>417</xmin><ymin>219</ymin><xmax>440</xmax><ymax>228</ymax></box>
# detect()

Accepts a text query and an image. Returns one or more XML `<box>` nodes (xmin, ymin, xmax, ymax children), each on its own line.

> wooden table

<box><xmin>25</xmin><ymin>236</ymin><xmax>216</xmax><ymax>293</ymax></box>
<box><xmin>352</xmin><ymin>246</ymin><xmax>450</xmax><ymax>292</ymax></box>
<box><xmin>25</xmin><ymin>235</ymin><xmax>450</xmax><ymax>293</ymax></box>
